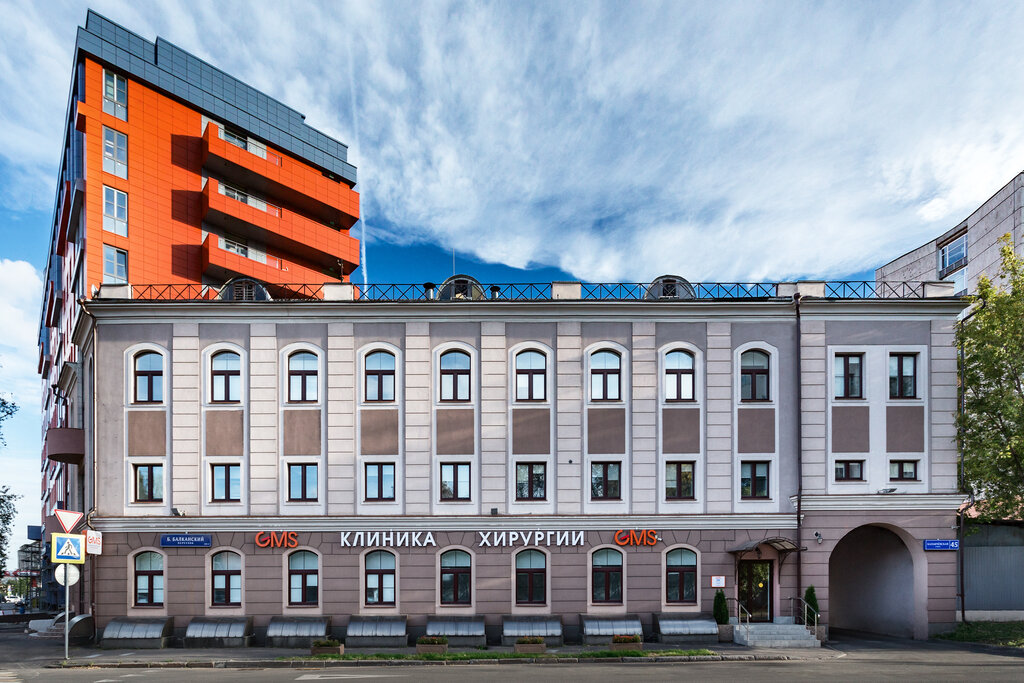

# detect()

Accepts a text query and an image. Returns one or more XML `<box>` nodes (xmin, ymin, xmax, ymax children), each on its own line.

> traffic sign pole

<box><xmin>64</xmin><ymin>563</ymin><xmax>69</xmax><ymax>660</ymax></box>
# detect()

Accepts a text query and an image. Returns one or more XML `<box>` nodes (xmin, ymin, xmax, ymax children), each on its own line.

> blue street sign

<box><xmin>160</xmin><ymin>533</ymin><xmax>212</xmax><ymax>547</ymax></box>
<box><xmin>923</xmin><ymin>539</ymin><xmax>959</xmax><ymax>551</ymax></box>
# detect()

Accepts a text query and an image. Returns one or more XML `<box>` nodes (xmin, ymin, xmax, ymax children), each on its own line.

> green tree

<box><xmin>957</xmin><ymin>234</ymin><xmax>1024</xmax><ymax>522</ymax></box>
<box><xmin>0</xmin><ymin>380</ymin><xmax>17</xmax><ymax>577</ymax></box>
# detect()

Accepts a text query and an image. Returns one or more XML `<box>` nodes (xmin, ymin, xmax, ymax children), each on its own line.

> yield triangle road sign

<box><xmin>54</xmin><ymin>509</ymin><xmax>83</xmax><ymax>534</ymax></box>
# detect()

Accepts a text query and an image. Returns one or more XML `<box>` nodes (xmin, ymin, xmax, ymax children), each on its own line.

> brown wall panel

<box><xmin>587</xmin><ymin>407</ymin><xmax>625</xmax><ymax>454</ymax></box>
<box><xmin>436</xmin><ymin>409</ymin><xmax>475</xmax><ymax>455</ymax></box>
<box><xmin>127</xmin><ymin>410</ymin><xmax>166</xmax><ymax>456</ymax></box>
<box><xmin>831</xmin><ymin>405</ymin><xmax>870</xmax><ymax>453</ymax></box>
<box><xmin>737</xmin><ymin>408</ymin><xmax>775</xmax><ymax>453</ymax></box>
<box><xmin>283</xmin><ymin>409</ymin><xmax>322</xmax><ymax>456</ymax></box>
<box><xmin>361</xmin><ymin>409</ymin><xmax>400</xmax><ymax>455</ymax></box>
<box><xmin>662</xmin><ymin>407</ymin><xmax>700</xmax><ymax>454</ymax></box>
<box><xmin>205</xmin><ymin>410</ymin><xmax>244</xmax><ymax>456</ymax></box>
<box><xmin>512</xmin><ymin>408</ymin><xmax>551</xmax><ymax>455</ymax></box>
<box><xmin>886</xmin><ymin>405</ymin><xmax>925</xmax><ymax>453</ymax></box>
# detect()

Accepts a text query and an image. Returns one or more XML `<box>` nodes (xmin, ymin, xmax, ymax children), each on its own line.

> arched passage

<box><xmin>829</xmin><ymin>525</ymin><xmax>916</xmax><ymax>637</ymax></box>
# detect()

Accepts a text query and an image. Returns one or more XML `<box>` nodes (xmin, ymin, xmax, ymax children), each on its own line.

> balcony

<box><xmin>201</xmin><ymin>233</ymin><xmax>333</xmax><ymax>287</ymax></box>
<box><xmin>202</xmin><ymin>179</ymin><xmax>360</xmax><ymax>276</ymax></box>
<box><xmin>45</xmin><ymin>427</ymin><xmax>84</xmax><ymax>465</ymax></box>
<box><xmin>202</xmin><ymin>124</ymin><xmax>359</xmax><ymax>230</ymax></box>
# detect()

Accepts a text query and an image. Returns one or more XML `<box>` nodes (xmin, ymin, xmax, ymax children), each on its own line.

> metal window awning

<box><xmin>728</xmin><ymin>536</ymin><xmax>804</xmax><ymax>566</ymax></box>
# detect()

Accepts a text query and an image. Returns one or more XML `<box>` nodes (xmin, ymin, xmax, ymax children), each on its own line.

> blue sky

<box><xmin>3</xmin><ymin>0</ymin><xmax>1024</xmax><ymax>548</ymax></box>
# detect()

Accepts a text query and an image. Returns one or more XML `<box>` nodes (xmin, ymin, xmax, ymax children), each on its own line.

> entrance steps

<box><xmin>734</xmin><ymin>622</ymin><xmax>820</xmax><ymax>648</ymax></box>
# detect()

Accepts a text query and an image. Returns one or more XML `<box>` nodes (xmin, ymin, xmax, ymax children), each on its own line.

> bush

<box><xmin>611</xmin><ymin>634</ymin><xmax>641</xmax><ymax>643</ymax></box>
<box><xmin>713</xmin><ymin>589</ymin><xmax>729</xmax><ymax>624</ymax></box>
<box><xmin>312</xmin><ymin>638</ymin><xmax>340</xmax><ymax>647</ymax></box>
<box><xmin>416</xmin><ymin>635</ymin><xmax>448</xmax><ymax>645</ymax></box>
<box><xmin>516</xmin><ymin>636</ymin><xmax>544</xmax><ymax>644</ymax></box>
<box><xmin>804</xmin><ymin>585</ymin><xmax>819</xmax><ymax>616</ymax></box>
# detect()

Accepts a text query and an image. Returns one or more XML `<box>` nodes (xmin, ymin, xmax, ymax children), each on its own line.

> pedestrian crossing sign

<box><xmin>51</xmin><ymin>533</ymin><xmax>86</xmax><ymax>564</ymax></box>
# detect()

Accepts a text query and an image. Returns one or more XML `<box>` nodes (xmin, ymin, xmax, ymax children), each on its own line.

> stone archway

<box><xmin>828</xmin><ymin>524</ymin><xmax>920</xmax><ymax>638</ymax></box>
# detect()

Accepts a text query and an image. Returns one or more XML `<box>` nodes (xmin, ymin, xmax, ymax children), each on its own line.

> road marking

<box><xmin>0</xmin><ymin>670</ymin><xmax>21</xmax><ymax>683</ymax></box>
<box><xmin>295</xmin><ymin>675</ymin><xmax>408</xmax><ymax>680</ymax></box>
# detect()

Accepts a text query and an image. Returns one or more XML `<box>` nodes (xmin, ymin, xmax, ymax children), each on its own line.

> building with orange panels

<box><xmin>37</xmin><ymin>11</ymin><xmax>359</xmax><ymax>609</ymax></box>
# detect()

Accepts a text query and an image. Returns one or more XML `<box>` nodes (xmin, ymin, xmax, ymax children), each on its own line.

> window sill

<box><xmin>740</xmin><ymin>497</ymin><xmax>772</xmax><ymax>501</ymax></box>
<box><xmin>515</xmin><ymin>498</ymin><xmax>548</xmax><ymax>503</ymax></box>
<box><xmin>287</xmin><ymin>603</ymin><xmax>320</xmax><ymax>609</ymax></box>
<box><xmin>364</xmin><ymin>499</ymin><xmax>397</xmax><ymax>503</ymax></box>
<box><xmin>665</xmin><ymin>497</ymin><xmax>696</xmax><ymax>502</ymax></box>
<box><xmin>590</xmin><ymin>498</ymin><xmax>623</xmax><ymax>502</ymax></box>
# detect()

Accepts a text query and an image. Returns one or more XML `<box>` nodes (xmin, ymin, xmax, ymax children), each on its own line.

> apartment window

<box><xmin>223</xmin><ymin>126</ymin><xmax>249</xmax><ymax>151</ymax></box>
<box><xmin>365</xmin><ymin>550</ymin><xmax>396</xmax><ymax>606</ymax></box>
<box><xmin>133</xmin><ymin>352</ymin><xmax>163</xmax><ymax>403</ymax></box>
<box><xmin>133</xmin><ymin>464</ymin><xmax>163</xmax><ymax>503</ymax></box>
<box><xmin>103</xmin><ymin>70</ymin><xmax>127</xmax><ymax>120</ymax></box>
<box><xmin>740</xmin><ymin>350</ymin><xmax>770</xmax><ymax>401</ymax></box>
<box><xmin>440</xmin><ymin>550</ymin><xmax>472</xmax><ymax>605</ymax></box>
<box><xmin>834</xmin><ymin>353</ymin><xmax>863</xmax><ymax>399</ymax></box>
<box><xmin>740</xmin><ymin>461</ymin><xmax>770</xmax><ymax>499</ymax></box>
<box><xmin>102</xmin><ymin>126</ymin><xmax>127</xmax><ymax>178</ymax></box>
<box><xmin>103</xmin><ymin>186</ymin><xmax>127</xmax><ymax>236</ymax></box>
<box><xmin>287</xmin><ymin>351</ymin><xmax>318</xmax><ymax>402</ymax></box>
<box><xmin>591</xmin><ymin>548</ymin><xmax>623</xmax><ymax>603</ymax></box>
<box><xmin>515</xmin><ymin>350</ymin><xmax>546</xmax><ymax>401</ymax></box>
<box><xmin>515</xmin><ymin>462</ymin><xmax>546</xmax><ymax>500</ymax></box>
<box><xmin>365</xmin><ymin>463</ymin><xmax>396</xmax><ymax>501</ymax></box>
<box><xmin>665</xmin><ymin>548</ymin><xmax>697</xmax><ymax>603</ymax></box>
<box><xmin>944</xmin><ymin>266</ymin><xmax>968</xmax><ymax>296</ymax></box>
<box><xmin>665</xmin><ymin>461</ymin><xmax>695</xmax><ymax>500</ymax></box>
<box><xmin>665</xmin><ymin>350</ymin><xmax>695</xmax><ymax>401</ymax></box>
<box><xmin>440</xmin><ymin>463</ymin><xmax>471</xmax><ymax>501</ymax></box>
<box><xmin>890</xmin><ymin>460</ymin><xmax>919</xmax><ymax>481</ymax></box>
<box><xmin>940</xmin><ymin>234</ymin><xmax>968</xmax><ymax>271</ymax></box>
<box><xmin>515</xmin><ymin>549</ymin><xmax>546</xmax><ymax>605</ymax></box>
<box><xmin>223</xmin><ymin>184</ymin><xmax>249</xmax><ymax>203</ymax></box>
<box><xmin>222</xmin><ymin>237</ymin><xmax>248</xmax><ymax>257</ymax></box>
<box><xmin>103</xmin><ymin>244</ymin><xmax>127</xmax><ymax>284</ymax></box>
<box><xmin>211</xmin><ymin>551</ymin><xmax>241</xmax><ymax>606</ymax></box>
<box><xmin>835</xmin><ymin>460</ymin><xmax>864</xmax><ymax>481</ymax></box>
<box><xmin>211</xmin><ymin>351</ymin><xmax>241</xmax><ymax>403</ymax></box>
<box><xmin>590</xmin><ymin>350</ymin><xmax>621</xmax><ymax>401</ymax></box>
<box><xmin>591</xmin><ymin>461</ymin><xmax>621</xmax><ymax>500</ymax></box>
<box><xmin>288</xmin><ymin>464</ymin><xmax>317</xmax><ymax>502</ymax></box>
<box><xmin>211</xmin><ymin>463</ymin><xmax>241</xmax><ymax>502</ymax></box>
<box><xmin>439</xmin><ymin>350</ymin><xmax>471</xmax><ymax>402</ymax></box>
<box><xmin>889</xmin><ymin>354</ymin><xmax>917</xmax><ymax>399</ymax></box>
<box><xmin>133</xmin><ymin>552</ymin><xmax>164</xmax><ymax>607</ymax></box>
<box><xmin>288</xmin><ymin>551</ymin><xmax>319</xmax><ymax>606</ymax></box>
<box><xmin>365</xmin><ymin>351</ymin><xmax>396</xmax><ymax>402</ymax></box>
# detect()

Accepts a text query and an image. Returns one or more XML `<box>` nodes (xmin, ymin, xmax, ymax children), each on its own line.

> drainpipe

<box><xmin>956</xmin><ymin>301</ymin><xmax>983</xmax><ymax>625</ymax></box>
<box><xmin>794</xmin><ymin>292</ymin><xmax>803</xmax><ymax>604</ymax></box>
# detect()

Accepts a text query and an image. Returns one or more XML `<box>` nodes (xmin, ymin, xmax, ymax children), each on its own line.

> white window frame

<box><xmin>102</xmin><ymin>126</ymin><xmax>128</xmax><ymax>178</ymax></box>
<box><xmin>205</xmin><ymin>547</ymin><xmax>246</xmax><ymax>616</ymax></box>
<box><xmin>103</xmin><ymin>69</ymin><xmax>127</xmax><ymax>120</ymax></box>
<box><xmin>103</xmin><ymin>185</ymin><xmax>127</xmax><ymax>236</ymax></box>
<box><xmin>103</xmin><ymin>244</ymin><xmax>127</xmax><ymax>284</ymax></box>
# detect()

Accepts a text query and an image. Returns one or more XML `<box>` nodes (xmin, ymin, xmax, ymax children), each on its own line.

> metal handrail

<box><xmin>725</xmin><ymin>597</ymin><xmax>751</xmax><ymax>644</ymax></box>
<box><xmin>789</xmin><ymin>596</ymin><xmax>820</xmax><ymax>639</ymax></box>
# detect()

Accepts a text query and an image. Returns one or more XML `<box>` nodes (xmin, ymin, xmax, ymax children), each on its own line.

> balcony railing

<box><xmin>101</xmin><ymin>280</ymin><xmax>955</xmax><ymax>303</ymax></box>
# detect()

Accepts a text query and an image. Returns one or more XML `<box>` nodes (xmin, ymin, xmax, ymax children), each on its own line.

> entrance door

<box><xmin>738</xmin><ymin>560</ymin><xmax>773</xmax><ymax>622</ymax></box>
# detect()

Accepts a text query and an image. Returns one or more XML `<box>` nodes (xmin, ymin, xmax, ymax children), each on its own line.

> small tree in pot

<box><xmin>714</xmin><ymin>589</ymin><xmax>733</xmax><ymax>642</ymax></box>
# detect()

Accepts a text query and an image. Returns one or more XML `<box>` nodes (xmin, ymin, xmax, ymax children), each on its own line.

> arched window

<box><xmin>134</xmin><ymin>351</ymin><xmax>163</xmax><ymax>403</ymax></box>
<box><xmin>211</xmin><ymin>351</ymin><xmax>241</xmax><ymax>403</ymax></box>
<box><xmin>664</xmin><ymin>350</ymin><xmax>694</xmax><ymax>401</ymax></box>
<box><xmin>365</xmin><ymin>351</ymin><xmax>396</xmax><ymax>402</ymax></box>
<box><xmin>440</xmin><ymin>550</ymin><xmax>471</xmax><ymax>604</ymax></box>
<box><xmin>439</xmin><ymin>351</ymin><xmax>471</xmax><ymax>402</ymax></box>
<box><xmin>365</xmin><ymin>550</ymin><xmax>396</xmax><ymax>606</ymax></box>
<box><xmin>590</xmin><ymin>350</ymin><xmax>621</xmax><ymax>401</ymax></box>
<box><xmin>591</xmin><ymin>548</ymin><xmax>623</xmax><ymax>603</ymax></box>
<box><xmin>133</xmin><ymin>552</ymin><xmax>164</xmax><ymax>607</ymax></box>
<box><xmin>740</xmin><ymin>350</ymin><xmax>770</xmax><ymax>401</ymax></box>
<box><xmin>515</xmin><ymin>351</ymin><xmax>546</xmax><ymax>401</ymax></box>
<box><xmin>288</xmin><ymin>351</ymin><xmax>318</xmax><ymax>402</ymax></box>
<box><xmin>211</xmin><ymin>551</ymin><xmax>241</xmax><ymax>606</ymax></box>
<box><xmin>288</xmin><ymin>551</ymin><xmax>318</xmax><ymax>606</ymax></box>
<box><xmin>515</xmin><ymin>550</ymin><xmax>546</xmax><ymax>605</ymax></box>
<box><xmin>665</xmin><ymin>548</ymin><xmax>697</xmax><ymax>604</ymax></box>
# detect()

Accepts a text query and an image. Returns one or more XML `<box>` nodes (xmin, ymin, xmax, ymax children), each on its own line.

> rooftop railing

<box><xmin>112</xmin><ymin>279</ymin><xmax>956</xmax><ymax>303</ymax></box>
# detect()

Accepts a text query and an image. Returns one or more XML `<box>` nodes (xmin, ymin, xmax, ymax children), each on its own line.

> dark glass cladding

<box><xmin>77</xmin><ymin>11</ymin><xmax>357</xmax><ymax>185</ymax></box>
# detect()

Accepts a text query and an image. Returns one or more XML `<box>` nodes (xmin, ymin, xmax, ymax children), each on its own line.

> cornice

<box><xmin>793</xmin><ymin>494</ymin><xmax>966</xmax><ymax>511</ymax></box>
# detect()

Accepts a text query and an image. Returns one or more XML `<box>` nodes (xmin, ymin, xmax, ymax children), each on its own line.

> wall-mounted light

<box><xmin>814</xmin><ymin>531</ymin><xmax>823</xmax><ymax>545</ymax></box>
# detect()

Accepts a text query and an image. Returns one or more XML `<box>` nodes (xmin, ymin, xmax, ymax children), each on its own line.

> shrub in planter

<box><xmin>416</xmin><ymin>635</ymin><xmax>448</xmax><ymax>654</ymax></box>
<box><xmin>514</xmin><ymin>636</ymin><xmax>546</xmax><ymax>654</ymax></box>
<box><xmin>713</xmin><ymin>589</ymin><xmax>729</xmax><ymax>625</ymax></box>
<box><xmin>609</xmin><ymin>633</ymin><xmax>643</xmax><ymax>651</ymax></box>
<box><xmin>803</xmin><ymin>585</ymin><xmax>820</xmax><ymax>616</ymax></box>
<box><xmin>310</xmin><ymin>638</ymin><xmax>344</xmax><ymax>655</ymax></box>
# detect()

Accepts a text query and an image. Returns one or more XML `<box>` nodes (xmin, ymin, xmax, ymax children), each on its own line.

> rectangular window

<box><xmin>889</xmin><ymin>353</ymin><xmax>917</xmax><ymax>399</ymax></box>
<box><xmin>940</xmin><ymin>234</ymin><xmax>968</xmax><ymax>271</ymax></box>
<box><xmin>288</xmin><ymin>463</ymin><xmax>317</xmax><ymax>502</ymax></box>
<box><xmin>440</xmin><ymin>463</ymin><xmax>471</xmax><ymax>501</ymax></box>
<box><xmin>103</xmin><ymin>244</ymin><xmax>127</xmax><ymax>283</ymax></box>
<box><xmin>943</xmin><ymin>266</ymin><xmax>967</xmax><ymax>296</ymax></box>
<box><xmin>834</xmin><ymin>353</ymin><xmax>863</xmax><ymax>399</ymax></box>
<box><xmin>103</xmin><ymin>70</ymin><xmax>127</xmax><ymax>120</ymax></box>
<box><xmin>223</xmin><ymin>126</ymin><xmax>249</xmax><ymax>150</ymax></box>
<box><xmin>134</xmin><ymin>464</ymin><xmax>163</xmax><ymax>502</ymax></box>
<box><xmin>890</xmin><ymin>460</ymin><xmax>918</xmax><ymax>481</ymax></box>
<box><xmin>740</xmin><ymin>461</ymin><xmax>770</xmax><ymax>499</ymax></box>
<box><xmin>835</xmin><ymin>460</ymin><xmax>864</xmax><ymax>481</ymax></box>
<box><xmin>211</xmin><ymin>463</ymin><xmax>241</xmax><ymax>502</ymax></box>
<box><xmin>103</xmin><ymin>186</ymin><xmax>128</xmax><ymax>236</ymax></box>
<box><xmin>365</xmin><ymin>463</ymin><xmax>396</xmax><ymax>501</ymax></box>
<box><xmin>222</xmin><ymin>236</ymin><xmax>248</xmax><ymax>257</ymax></box>
<box><xmin>590</xmin><ymin>461</ymin><xmax>621</xmax><ymax>500</ymax></box>
<box><xmin>515</xmin><ymin>462</ymin><xmax>546</xmax><ymax>500</ymax></box>
<box><xmin>102</xmin><ymin>126</ymin><xmax>128</xmax><ymax>178</ymax></box>
<box><xmin>665</xmin><ymin>461</ymin><xmax>695</xmax><ymax>500</ymax></box>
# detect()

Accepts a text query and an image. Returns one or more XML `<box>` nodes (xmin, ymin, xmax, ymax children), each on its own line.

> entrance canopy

<box><xmin>728</xmin><ymin>536</ymin><xmax>803</xmax><ymax>566</ymax></box>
